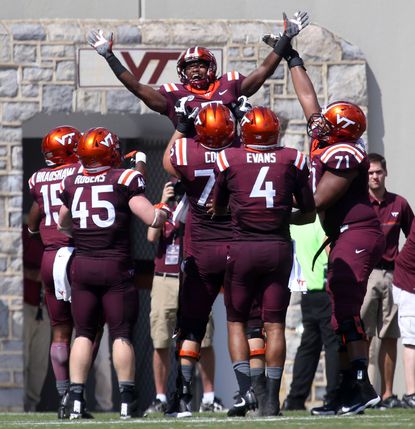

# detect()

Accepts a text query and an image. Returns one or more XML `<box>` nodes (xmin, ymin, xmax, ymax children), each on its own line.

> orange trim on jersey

<box><xmin>294</xmin><ymin>152</ymin><xmax>305</xmax><ymax>169</ymax></box>
<box><xmin>244</xmin><ymin>147</ymin><xmax>274</xmax><ymax>154</ymax></box>
<box><xmin>227</xmin><ymin>71</ymin><xmax>238</xmax><ymax>80</ymax></box>
<box><xmin>321</xmin><ymin>144</ymin><xmax>364</xmax><ymax>163</ymax></box>
<box><xmin>164</xmin><ymin>83</ymin><xmax>176</xmax><ymax>92</ymax></box>
<box><xmin>176</xmin><ymin>138</ymin><xmax>186</xmax><ymax>165</ymax></box>
<box><xmin>184</xmin><ymin>81</ymin><xmax>220</xmax><ymax>97</ymax></box>
<box><xmin>82</xmin><ymin>167</ymin><xmax>111</xmax><ymax>176</ymax></box>
<box><xmin>119</xmin><ymin>169</ymin><xmax>135</xmax><ymax>185</ymax></box>
<box><xmin>217</xmin><ymin>151</ymin><xmax>228</xmax><ymax>171</ymax></box>
<box><xmin>383</xmin><ymin>221</ymin><xmax>399</xmax><ymax>225</ymax></box>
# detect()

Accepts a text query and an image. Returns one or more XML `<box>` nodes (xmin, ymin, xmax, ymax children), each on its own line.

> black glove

<box><xmin>262</xmin><ymin>33</ymin><xmax>305</xmax><ymax>69</ymax></box>
<box><xmin>175</xmin><ymin>97</ymin><xmax>199</xmax><ymax>134</ymax></box>
<box><xmin>230</xmin><ymin>96</ymin><xmax>253</xmax><ymax>122</ymax></box>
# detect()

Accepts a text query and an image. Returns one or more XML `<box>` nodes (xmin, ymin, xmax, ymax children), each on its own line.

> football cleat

<box><xmin>227</xmin><ymin>388</ymin><xmax>258</xmax><ymax>417</ymax></box>
<box><xmin>338</xmin><ymin>379</ymin><xmax>380</xmax><ymax>416</ymax></box>
<box><xmin>144</xmin><ymin>398</ymin><xmax>167</xmax><ymax>416</ymax></box>
<box><xmin>199</xmin><ymin>396</ymin><xmax>227</xmax><ymax>412</ymax></box>
<box><xmin>165</xmin><ymin>391</ymin><xmax>192</xmax><ymax>418</ymax></box>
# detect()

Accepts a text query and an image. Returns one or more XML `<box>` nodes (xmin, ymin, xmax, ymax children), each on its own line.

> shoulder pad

<box><xmin>118</xmin><ymin>169</ymin><xmax>141</xmax><ymax>186</ymax></box>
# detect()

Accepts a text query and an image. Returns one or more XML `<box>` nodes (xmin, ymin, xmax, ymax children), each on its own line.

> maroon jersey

<box><xmin>154</xmin><ymin>221</ymin><xmax>182</xmax><ymax>274</ymax></box>
<box><xmin>393</xmin><ymin>219</ymin><xmax>415</xmax><ymax>294</ymax></box>
<box><xmin>214</xmin><ymin>146</ymin><xmax>314</xmax><ymax>241</ymax></box>
<box><xmin>59</xmin><ymin>168</ymin><xmax>145</xmax><ymax>259</ymax></box>
<box><xmin>22</xmin><ymin>227</ymin><xmax>44</xmax><ymax>306</ymax></box>
<box><xmin>370</xmin><ymin>191</ymin><xmax>414</xmax><ymax>264</ymax></box>
<box><xmin>311</xmin><ymin>142</ymin><xmax>379</xmax><ymax>236</ymax></box>
<box><xmin>159</xmin><ymin>72</ymin><xmax>245</xmax><ymax>135</ymax></box>
<box><xmin>29</xmin><ymin>163</ymin><xmax>78</xmax><ymax>250</ymax></box>
<box><xmin>170</xmin><ymin>137</ymin><xmax>235</xmax><ymax>245</ymax></box>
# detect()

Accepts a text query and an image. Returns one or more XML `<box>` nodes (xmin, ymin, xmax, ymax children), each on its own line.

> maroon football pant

<box><xmin>327</xmin><ymin>226</ymin><xmax>385</xmax><ymax>332</ymax></box>
<box><xmin>41</xmin><ymin>249</ymin><xmax>72</xmax><ymax>327</ymax></box>
<box><xmin>224</xmin><ymin>240</ymin><xmax>292</xmax><ymax>323</ymax></box>
<box><xmin>70</xmin><ymin>256</ymin><xmax>138</xmax><ymax>342</ymax></box>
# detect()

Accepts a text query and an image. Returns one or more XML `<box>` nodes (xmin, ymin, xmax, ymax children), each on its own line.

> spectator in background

<box><xmin>392</xmin><ymin>218</ymin><xmax>415</xmax><ymax>408</ymax></box>
<box><xmin>283</xmin><ymin>218</ymin><xmax>340</xmax><ymax>415</ymax></box>
<box><xmin>361</xmin><ymin>153</ymin><xmax>414</xmax><ymax>408</ymax></box>
<box><xmin>144</xmin><ymin>181</ymin><xmax>224</xmax><ymax>416</ymax></box>
<box><xmin>22</xmin><ymin>223</ymin><xmax>51</xmax><ymax>412</ymax></box>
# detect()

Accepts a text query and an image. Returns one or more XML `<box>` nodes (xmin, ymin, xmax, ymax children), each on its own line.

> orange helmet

<box><xmin>240</xmin><ymin>106</ymin><xmax>280</xmax><ymax>150</ymax></box>
<box><xmin>194</xmin><ymin>104</ymin><xmax>235</xmax><ymax>150</ymax></box>
<box><xmin>307</xmin><ymin>101</ymin><xmax>366</xmax><ymax>145</ymax></box>
<box><xmin>76</xmin><ymin>127</ymin><xmax>121</xmax><ymax>171</ymax></box>
<box><xmin>177</xmin><ymin>46</ymin><xmax>217</xmax><ymax>89</ymax></box>
<box><xmin>41</xmin><ymin>125</ymin><xmax>80</xmax><ymax>166</ymax></box>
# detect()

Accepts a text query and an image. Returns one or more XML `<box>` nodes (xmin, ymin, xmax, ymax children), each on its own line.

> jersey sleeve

<box><xmin>401</xmin><ymin>198</ymin><xmax>415</xmax><ymax>237</ymax></box>
<box><xmin>170</xmin><ymin>137</ymin><xmax>192</xmax><ymax>178</ymax></box>
<box><xmin>223</xmin><ymin>71</ymin><xmax>246</xmax><ymax>96</ymax></box>
<box><xmin>319</xmin><ymin>143</ymin><xmax>365</xmax><ymax>172</ymax></box>
<box><xmin>59</xmin><ymin>177</ymin><xmax>70</xmax><ymax>208</ymax></box>
<box><xmin>117</xmin><ymin>169</ymin><xmax>146</xmax><ymax>199</ymax></box>
<box><xmin>213</xmin><ymin>150</ymin><xmax>231</xmax><ymax>210</ymax></box>
<box><xmin>292</xmin><ymin>152</ymin><xmax>315</xmax><ymax>214</ymax></box>
<box><xmin>158</xmin><ymin>84</ymin><xmax>180</xmax><ymax>124</ymax></box>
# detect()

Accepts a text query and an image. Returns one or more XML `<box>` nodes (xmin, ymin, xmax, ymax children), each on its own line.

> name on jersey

<box><xmin>74</xmin><ymin>174</ymin><xmax>106</xmax><ymax>184</ymax></box>
<box><xmin>36</xmin><ymin>167</ymin><xmax>76</xmax><ymax>183</ymax></box>
<box><xmin>246</xmin><ymin>153</ymin><xmax>276</xmax><ymax>163</ymax></box>
<box><xmin>205</xmin><ymin>151</ymin><xmax>218</xmax><ymax>163</ymax></box>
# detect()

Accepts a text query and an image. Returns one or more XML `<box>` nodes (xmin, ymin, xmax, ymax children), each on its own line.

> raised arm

<box><xmin>87</xmin><ymin>29</ymin><xmax>167</xmax><ymax>113</ymax></box>
<box><xmin>242</xmin><ymin>11</ymin><xmax>309</xmax><ymax>97</ymax></box>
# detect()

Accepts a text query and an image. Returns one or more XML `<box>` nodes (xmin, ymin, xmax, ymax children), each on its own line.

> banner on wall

<box><xmin>78</xmin><ymin>48</ymin><xmax>223</xmax><ymax>88</ymax></box>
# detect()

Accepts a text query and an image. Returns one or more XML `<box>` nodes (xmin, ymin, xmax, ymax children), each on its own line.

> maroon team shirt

<box><xmin>29</xmin><ymin>163</ymin><xmax>78</xmax><ymax>250</ymax></box>
<box><xmin>170</xmin><ymin>136</ymin><xmax>236</xmax><ymax>248</ymax></box>
<box><xmin>393</xmin><ymin>219</ymin><xmax>415</xmax><ymax>294</ymax></box>
<box><xmin>159</xmin><ymin>72</ymin><xmax>245</xmax><ymax>136</ymax></box>
<box><xmin>22</xmin><ymin>227</ymin><xmax>44</xmax><ymax>306</ymax></box>
<box><xmin>370</xmin><ymin>191</ymin><xmax>414</xmax><ymax>264</ymax></box>
<box><xmin>154</xmin><ymin>221</ymin><xmax>182</xmax><ymax>274</ymax></box>
<box><xmin>214</xmin><ymin>146</ymin><xmax>315</xmax><ymax>241</ymax></box>
<box><xmin>59</xmin><ymin>168</ymin><xmax>145</xmax><ymax>259</ymax></box>
<box><xmin>311</xmin><ymin>142</ymin><xmax>379</xmax><ymax>237</ymax></box>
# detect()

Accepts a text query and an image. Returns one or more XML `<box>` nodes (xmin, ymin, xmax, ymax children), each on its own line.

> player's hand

<box><xmin>230</xmin><ymin>96</ymin><xmax>252</xmax><ymax>122</ymax></box>
<box><xmin>175</xmin><ymin>96</ymin><xmax>199</xmax><ymax>135</ymax></box>
<box><xmin>262</xmin><ymin>33</ymin><xmax>281</xmax><ymax>49</ymax></box>
<box><xmin>283</xmin><ymin>11</ymin><xmax>309</xmax><ymax>39</ymax></box>
<box><xmin>161</xmin><ymin>182</ymin><xmax>175</xmax><ymax>203</ymax></box>
<box><xmin>124</xmin><ymin>150</ymin><xmax>146</xmax><ymax>167</ymax></box>
<box><xmin>86</xmin><ymin>29</ymin><xmax>114</xmax><ymax>59</ymax></box>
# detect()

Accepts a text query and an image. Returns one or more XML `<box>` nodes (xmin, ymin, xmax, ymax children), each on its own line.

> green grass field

<box><xmin>1</xmin><ymin>409</ymin><xmax>415</xmax><ymax>429</ymax></box>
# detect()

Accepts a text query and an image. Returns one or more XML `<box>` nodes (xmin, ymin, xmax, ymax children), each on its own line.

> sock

<box><xmin>180</xmin><ymin>363</ymin><xmax>194</xmax><ymax>387</ymax></box>
<box><xmin>351</xmin><ymin>358</ymin><xmax>369</xmax><ymax>381</ymax></box>
<box><xmin>156</xmin><ymin>393</ymin><xmax>167</xmax><ymax>403</ymax></box>
<box><xmin>50</xmin><ymin>342</ymin><xmax>70</xmax><ymax>395</ymax></box>
<box><xmin>69</xmin><ymin>383</ymin><xmax>85</xmax><ymax>402</ymax></box>
<box><xmin>250</xmin><ymin>367</ymin><xmax>265</xmax><ymax>377</ymax></box>
<box><xmin>266</xmin><ymin>366</ymin><xmax>283</xmax><ymax>380</ymax></box>
<box><xmin>202</xmin><ymin>391</ymin><xmax>215</xmax><ymax>404</ymax></box>
<box><xmin>233</xmin><ymin>360</ymin><xmax>251</xmax><ymax>395</ymax></box>
<box><xmin>119</xmin><ymin>381</ymin><xmax>136</xmax><ymax>403</ymax></box>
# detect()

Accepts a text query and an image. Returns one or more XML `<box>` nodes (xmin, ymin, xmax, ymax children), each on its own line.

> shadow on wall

<box><xmin>366</xmin><ymin>64</ymin><xmax>384</xmax><ymax>153</ymax></box>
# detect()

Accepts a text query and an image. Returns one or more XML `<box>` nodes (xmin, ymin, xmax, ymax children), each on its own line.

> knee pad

<box><xmin>337</xmin><ymin>316</ymin><xmax>367</xmax><ymax>344</ymax></box>
<box><xmin>246</xmin><ymin>327</ymin><xmax>265</xmax><ymax>340</ymax></box>
<box><xmin>178</xmin><ymin>348</ymin><xmax>200</xmax><ymax>361</ymax></box>
<box><xmin>249</xmin><ymin>347</ymin><xmax>266</xmax><ymax>358</ymax></box>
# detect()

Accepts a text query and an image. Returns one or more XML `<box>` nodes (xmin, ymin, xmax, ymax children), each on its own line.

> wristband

<box><xmin>27</xmin><ymin>227</ymin><xmax>40</xmax><ymax>235</ymax></box>
<box><xmin>176</xmin><ymin>122</ymin><xmax>191</xmax><ymax>134</ymax></box>
<box><xmin>285</xmin><ymin>48</ymin><xmax>305</xmax><ymax>69</ymax></box>
<box><xmin>106</xmin><ymin>53</ymin><xmax>127</xmax><ymax>77</ymax></box>
<box><xmin>135</xmin><ymin>152</ymin><xmax>147</xmax><ymax>164</ymax></box>
<box><xmin>273</xmin><ymin>34</ymin><xmax>292</xmax><ymax>57</ymax></box>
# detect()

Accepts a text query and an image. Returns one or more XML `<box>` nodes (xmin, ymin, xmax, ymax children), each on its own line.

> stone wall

<box><xmin>0</xmin><ymin>19</ymin><xmax>367</xmax><ymax>410</ymax></box>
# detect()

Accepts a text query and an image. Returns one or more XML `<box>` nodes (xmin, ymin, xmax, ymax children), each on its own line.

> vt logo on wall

<box><xmin>78</xmin><ymin>49</ymin><xmax>223</xmax><ymax>88</ymax></box>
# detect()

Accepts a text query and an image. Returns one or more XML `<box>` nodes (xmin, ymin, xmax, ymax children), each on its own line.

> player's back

<box><xmin>29</xmin><ymin>163</ymin><xmax>79</xmax><ymax>249</ymax></box>
<box><xmin>312</xmin><ymin>142</ymin><xmax>378</xmax><ymax>236</ymax></box>
<box><xmin>60</xmin><ymin>167</ymin><xmax>145</xmax><ymax>259</ymax></box>
<box><xmin>216</xmin><ymin>146</ymin><xmax>310</xmax><ymax>241</ymax></box>
<box><xmin>170</xmin><ymin>137</ymin><xmax>233</xmax><ymax>243</ymax></box>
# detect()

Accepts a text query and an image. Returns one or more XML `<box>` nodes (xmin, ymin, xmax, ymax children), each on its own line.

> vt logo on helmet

<box><xmin>42</xmin><ymin>126</ymin><xmax>81</xmax><ymax>166</ymax></box>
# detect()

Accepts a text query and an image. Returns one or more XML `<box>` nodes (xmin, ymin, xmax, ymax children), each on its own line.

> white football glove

<box><xmin>283</xmin><ymin>10</ymin><xmax>310</xmax><ymax>39</ymax></box>
<box><xmin>86</xmin><ymin>29</ymin><xmax>114</xmax><ymax>59</ymax></box>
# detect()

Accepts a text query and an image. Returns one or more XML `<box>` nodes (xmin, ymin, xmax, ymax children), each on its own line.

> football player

<box><xmin>27</xmin><ymin>126</ymin><xmax>90</xmax><ymax>419</ymax></box>
<box><xmin>212</xmin><ymin>106</ymin><xmax>315</xmax><ymax>416</ymax></box>
<box><xmin>285</xmin><ymin>46</ymin><xmax>386</xmax><ymax>415</ymax></box>
<box><xmin>57</xmin><ymin>127</ymin><xmax>171</xmax><ymax>420</ymax></box>
<box><xmin>161</xmin><ymin>104</ymin><xmax>238</xmax><ymax>418</ymax></box>
<box><xmin>86</xmin><ymin>11</ymin><xmax>309</xmax><ymax>135</ymax></box>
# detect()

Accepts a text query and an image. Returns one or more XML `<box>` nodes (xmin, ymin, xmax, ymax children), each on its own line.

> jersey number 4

<box><xmin>249</xmin><ymin>166</ymin><xmax>276</xmax><ymax>208</ymax></box>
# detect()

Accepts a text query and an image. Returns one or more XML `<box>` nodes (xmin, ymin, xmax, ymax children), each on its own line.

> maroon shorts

<box><xmin>41</xmin><ymin>249</ymin><xmax>73</xmax><ymax>328</ymax></box>
<box><xmin>327</xmin><ymin>226</ymin><xmax>385</xmax><ymax>331</ymax></box>
<box><xmin>179</xmin><ymin>242</ymin><xmax>227</xmax><ymax>324</ymax></box>
<box><xmin>70</xmin><ymin>255</ymin><xmax>138</xmax><ymax>342</ymax></box>
<box><xmin>224</xmin><ymin>240</ymin><xmax>292</xmax><ymax>323</ymax></box>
